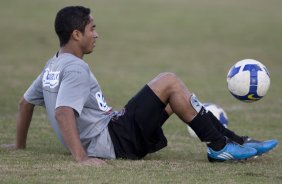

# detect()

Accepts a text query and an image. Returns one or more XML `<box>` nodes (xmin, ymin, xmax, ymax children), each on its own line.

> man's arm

<box><xmin>16</xmin><ymin>97</ymin><xmax>35</xmax><ymax>149</ymax></box>
<box><xmin>1</xmin><ymin>97</ymin><xmax>35</xmax><ymax>149</ymax></box>
<box><xmin>55</xmin><ymin>106</ymin><xmax>106</xmax><ymax>165</ymax></box>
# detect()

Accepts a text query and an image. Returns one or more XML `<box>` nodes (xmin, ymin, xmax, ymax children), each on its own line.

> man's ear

<box><xmin>71</xmin><ymin>30</ymin><xmax>82</xmax><ymax>41</ymax></box>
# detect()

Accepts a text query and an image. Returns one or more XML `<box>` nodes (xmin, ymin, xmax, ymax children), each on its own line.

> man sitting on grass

<box><xmin>2</xmin><ymin>6</ymin><xmax>278</xmax><ymax>165</ymax></box>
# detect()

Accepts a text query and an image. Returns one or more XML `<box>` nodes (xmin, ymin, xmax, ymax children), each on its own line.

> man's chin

<box><xmin>84</xmin><ymin>50</ymin><xmax>94</xmax><ymax>55</ymax></box>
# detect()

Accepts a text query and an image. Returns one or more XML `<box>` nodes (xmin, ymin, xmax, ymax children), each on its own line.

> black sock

<box><xmin>207</xmin><ymin>111</ymin><xmax>244</xmax><ymax>145</ymax></box>
<box><xmin>188</xmin><ymin>108</ymin><xmax>226</xmax><ymax>151</ymax></box>
<box><xmin>207</xmin><ymin>137</ymin><xmax>227</xmax><ymax>151</ymax></box>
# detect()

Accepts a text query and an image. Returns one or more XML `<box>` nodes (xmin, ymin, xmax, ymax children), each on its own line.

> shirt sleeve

<box><xmin>24</xmin><ymin>73</ymin><xmax>45</xmax><ymax>106</ymax></box>
<box><xmin>55</xmin><ymin>64</ymin><xmax>91</xmax><ymax>116</ymax></box>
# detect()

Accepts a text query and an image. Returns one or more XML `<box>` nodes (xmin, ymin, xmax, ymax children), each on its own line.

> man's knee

<box><xmin>148</xmin><ymin>72</ymin><xmax>182</xmax><ymax>93</ymax></box>
<box><xmin>157</xmin><ymin>72</ymin><xmax>179</xmax><ymax>84</ymax></box>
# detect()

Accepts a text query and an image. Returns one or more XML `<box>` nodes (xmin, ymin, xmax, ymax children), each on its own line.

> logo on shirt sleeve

<box><xmin>42</xmin><ymin>68</ymin><xmax>60</xmax><ymax>88</ymax></box>
<box><xmin>95</xmin><ymin>92</ymin><xmax>111</xmax><ymax>112</ymax></box>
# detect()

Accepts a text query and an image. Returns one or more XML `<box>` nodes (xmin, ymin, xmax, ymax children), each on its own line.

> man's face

<box><xmin>80</xmin><ymin>15</ymin><xmax>98</xmax><ymax>54</ymax></box>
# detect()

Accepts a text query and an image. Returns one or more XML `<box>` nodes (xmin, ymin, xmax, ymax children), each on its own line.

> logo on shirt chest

<box><xmin>95</xmin><ymin>91</ymin><xmax>111</xmax><ymax>112</ymax></box>
<box><xmin>42</xmin><ymin>68</ymin><xmax>60</xmax><ymax>88</ymax></box>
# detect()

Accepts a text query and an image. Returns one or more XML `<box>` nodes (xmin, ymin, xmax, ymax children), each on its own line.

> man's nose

<box><xmin>94</xmin><ymin>31</ymin><xmax>99</xmax><ymax>38</ymax></box>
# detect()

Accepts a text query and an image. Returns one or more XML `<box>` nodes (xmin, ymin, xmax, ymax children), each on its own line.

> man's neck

<box><xmin>59</xmin><ymin>44</ymin><xmax>83</xmax><ymax>59</ymax></box>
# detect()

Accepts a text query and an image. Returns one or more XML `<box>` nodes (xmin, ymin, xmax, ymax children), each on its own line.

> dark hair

<box><xmin>55</xmin><ymin>6</ymin><xmax>91</xmax><ymax>46</ymax></box>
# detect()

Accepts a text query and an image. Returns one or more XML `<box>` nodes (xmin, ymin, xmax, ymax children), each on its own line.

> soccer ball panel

<box><xmin>227</xmin><ymin>72</ymin><xmax>250</xmax><ymax>96</ymax></box>
<box><xmin>257</xmin><ymin>71</ymin><xmax>270</xmax><ymax>96</ymax></box>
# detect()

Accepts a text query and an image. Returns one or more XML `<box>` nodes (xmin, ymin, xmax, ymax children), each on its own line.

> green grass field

<box><xmin>1</xmin><ymin>0</ymin><xmax>282</xmax><ymax>183</ymax></box>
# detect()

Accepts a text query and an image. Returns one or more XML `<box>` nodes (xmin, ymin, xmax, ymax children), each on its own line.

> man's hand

<box><xmin>78</xmin><ymin>157</ymin><xmax>107</xmax><ymax>166</ymax></box>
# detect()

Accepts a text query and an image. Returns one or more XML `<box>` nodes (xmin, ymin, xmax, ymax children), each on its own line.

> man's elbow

<box><xmin>55</xmin><ymin>107</ymin><xmax>74</xmax><ymax>123</ymax></box>
<box><xmin>55</xmin><ymin>108</ymin><xmax>64</xmax><ymax>122</ymax></box>
<box><xmin>18</xmin><ymin>97</ymin><xmax>34</xmax><ymax>110</ymax></box>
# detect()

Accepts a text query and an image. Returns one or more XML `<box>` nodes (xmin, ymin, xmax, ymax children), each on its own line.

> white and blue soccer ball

<box><xmin>227</xmin><ymin>59</ymin><xmax>270</xmax><ymax>102</ymax></box>
<box><xmin>187</xmin><ymin>103</ymin><xmax>228</xmax><ymax>138</ymax></box>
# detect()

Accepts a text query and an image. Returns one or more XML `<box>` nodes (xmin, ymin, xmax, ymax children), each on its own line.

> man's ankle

<box><xmin>207</xmin><ymin>137</ymin><xmax>226</xmax><ymax>151</ymax></box>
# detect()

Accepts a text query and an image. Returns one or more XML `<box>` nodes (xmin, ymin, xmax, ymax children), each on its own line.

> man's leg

<box><xmin>152</xmin><ymin>73</ymin><xmax>277</xmax><ymax>159</ymax></box>
<box><xmin>148</xmin><ymin>72</ymin><xmax>225</xmax><ymax>144</ymax></box>
<box><xmin>148</xmin><ymin>72</ymin><xmax>197</xmax><ymax>122</ymax></box>
<box><xmin>148</xmin><ymin>73</ymin><xmax>258</xmax><ymax>161</ymax></box>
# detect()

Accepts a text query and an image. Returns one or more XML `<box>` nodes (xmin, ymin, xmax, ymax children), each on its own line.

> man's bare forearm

<box><xmin>16</xmin><ymin>97</ymin><xmax>34</xmax><ymax>149</ymax></box>
<box><xmin>55</xmin><ymin>106</ymin><xmax>88</xmax><ymax>162</ymax></box>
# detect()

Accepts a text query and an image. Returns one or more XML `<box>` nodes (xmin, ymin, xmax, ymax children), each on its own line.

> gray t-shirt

<box><xmin>24</xmin><ymin>53</ymin><xmax>116</xmax><ymax>159</ymax></box>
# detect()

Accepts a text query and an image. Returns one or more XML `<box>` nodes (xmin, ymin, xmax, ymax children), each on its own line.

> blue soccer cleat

<box><xmin>242</xmin><ymin>136</ymin><xmax>278</xmax><ymax>156</ymax></box>
<box><xmin>207</xmin><ymin>139</ymin><xmax>257</xmax><ymax>162</ymax></box>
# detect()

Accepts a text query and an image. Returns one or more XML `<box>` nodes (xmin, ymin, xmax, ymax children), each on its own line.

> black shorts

<box><xmin>108</xmin><ymin>85</ymin><xmax>169</xmax><ymax>159</ymax></box>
